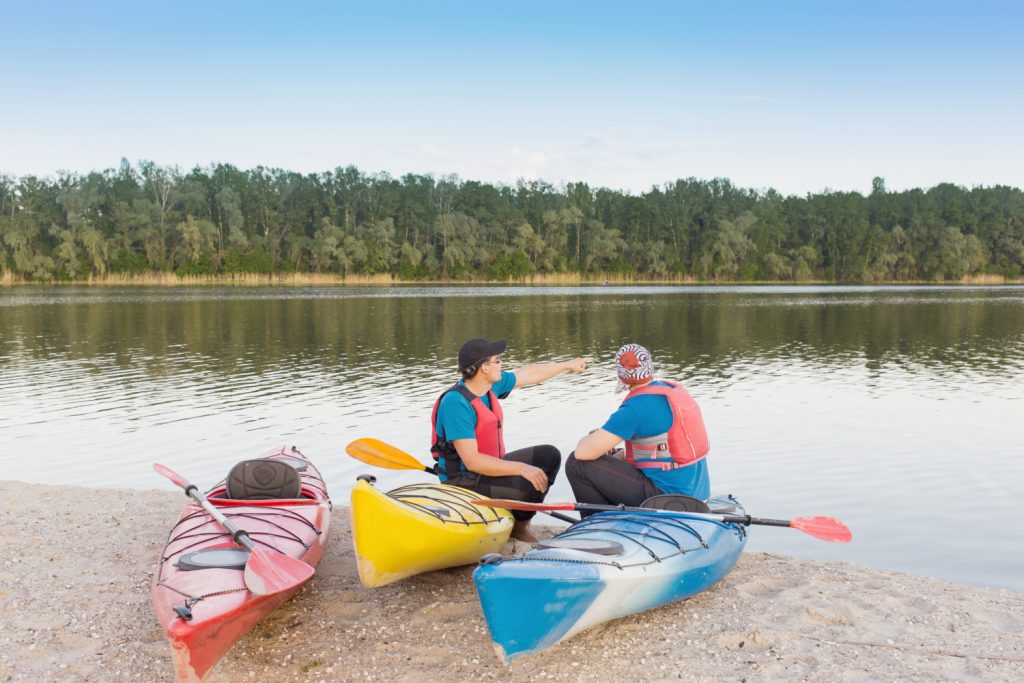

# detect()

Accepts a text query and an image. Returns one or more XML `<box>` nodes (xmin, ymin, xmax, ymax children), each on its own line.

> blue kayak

<box><xmin>473</xmin><ymin>496</ymin><xmax>748</xmax><ymax>662</ymax></box>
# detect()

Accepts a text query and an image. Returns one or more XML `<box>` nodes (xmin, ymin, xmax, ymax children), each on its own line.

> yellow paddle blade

<box><xmin>345</xmin><ymin>438</ymin><xmax>427</xmax><ymax>471</ymax></box>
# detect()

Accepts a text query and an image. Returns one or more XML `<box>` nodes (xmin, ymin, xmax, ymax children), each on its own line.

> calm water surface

<box><xmin>1</xmin><ymin>285</ymin><xmax>1022</xmax><ymax>591</ymax></box>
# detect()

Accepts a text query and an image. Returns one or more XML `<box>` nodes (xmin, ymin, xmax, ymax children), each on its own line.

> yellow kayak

<box><xmin>350</xmin><ymin>478</ymin><xmax>514</xmax><ymax>588</ymax></box>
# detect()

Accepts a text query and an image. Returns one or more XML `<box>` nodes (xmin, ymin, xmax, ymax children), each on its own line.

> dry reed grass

<box><xmin>1</xmin><ymin>272</ymin><xmax>394</xmax><ymax>286</ymax></box>
<box><xmin>0</xmin><ymin>270</ymin><xmax>1020</xmax><ymax>287</ymax></box>
<box><xmin>959</xmin><ymin>273</ymin><xmax>1009</xmax><ymax>285</ymax></box>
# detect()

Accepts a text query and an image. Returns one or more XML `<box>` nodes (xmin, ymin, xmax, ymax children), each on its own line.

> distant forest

<box><xmin>2</xmin><ymin>161</ymin><xmax>1022</xmax><ymax>282</ymax></box>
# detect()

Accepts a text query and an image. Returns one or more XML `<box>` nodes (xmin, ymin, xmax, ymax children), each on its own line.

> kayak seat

<box><xmin>640</xmin><ymin>494</ymin><xmax>711</xmax><ymax>514</ymax></box>
<box><xmin>226</xmin><ymin>460</ymin><xmax>302</xmax><ymax>500</ymax></box>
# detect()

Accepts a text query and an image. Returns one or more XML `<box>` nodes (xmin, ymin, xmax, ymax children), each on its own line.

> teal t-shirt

<box><xmin>601</xmin><ymin>380</ymin><xmax>710</xmax><ymax>500</ymax></box>
<box><xmin>435</xmin><ymin>371</ymin><xmax>516</xmax><ymax>443</ymax></box>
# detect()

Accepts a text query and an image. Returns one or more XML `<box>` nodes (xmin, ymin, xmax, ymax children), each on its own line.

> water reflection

<box><xmin>4</xmin><ymin>286</ymin><xmax>1024</xmax><ymax>375</ymax></box>
<box><xmin>1</xmin><ymin>286</ymin><xmax>1023</xmax><ymax>590</ymax></box>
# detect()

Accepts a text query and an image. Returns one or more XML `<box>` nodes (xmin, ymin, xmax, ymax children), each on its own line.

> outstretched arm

<box><xmin>514</xmin><ymin>357</ymin><xmax>591</xmax><ymax>388</ymax></box>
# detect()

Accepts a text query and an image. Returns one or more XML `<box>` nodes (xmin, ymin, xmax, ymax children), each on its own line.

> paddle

<box><xmin>346</xmin><ymin>437</ymin><xmax>438</xmax><ymax>474</ymax></box>
<box><xmin>153</xmin><ymin>463</ymin><xmax>316</xmax><ymax>596</ymax></box>
<box><xmin>471</xmin><ymin>498</ymin><xmax>853</xmax><ymax>543</ymax></box>
<box><xmin>344</xmin><ymin>438</ymin><xmax>580</xmax><ymax>524</ymax></box>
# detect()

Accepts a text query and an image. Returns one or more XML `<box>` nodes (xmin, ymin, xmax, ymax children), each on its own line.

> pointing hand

<box><xmin>567</xmin><ymin>357</ymin><xmax>593</xmax><ymax>374</ymax></box>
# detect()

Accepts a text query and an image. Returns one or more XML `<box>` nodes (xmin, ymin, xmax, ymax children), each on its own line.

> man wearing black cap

<box><xmin>430</xmin><ymin>338</ymin><xmax>590</xmax><ymax>542</ymax></box>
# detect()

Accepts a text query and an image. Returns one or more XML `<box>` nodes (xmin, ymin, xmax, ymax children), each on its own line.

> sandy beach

<box><xmin>1</xmin><ymin>481</ymin><xmax>1021</xmax><ymax>683</ymax></box>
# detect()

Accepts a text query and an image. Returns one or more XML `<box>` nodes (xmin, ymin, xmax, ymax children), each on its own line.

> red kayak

<box><xmin>151</xmin><ymin>446</ymin><xmax>332</xmax><ymax>682</ymax></box>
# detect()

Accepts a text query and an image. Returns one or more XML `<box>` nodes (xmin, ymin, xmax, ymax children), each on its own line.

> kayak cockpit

<box><xmin>206</xmin><ymin>452</ymin><xmax>327</xmax><ymax>503</ymax></box>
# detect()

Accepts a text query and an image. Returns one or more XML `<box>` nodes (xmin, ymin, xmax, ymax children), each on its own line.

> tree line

<box><xmin>1</xmin><ymin>161</ymin><xmax>1022</xmax><ymax>282</ymax></box>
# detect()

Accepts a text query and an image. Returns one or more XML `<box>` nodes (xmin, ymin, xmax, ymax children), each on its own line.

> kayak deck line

<box><xmin>387</xmin><ymin>482</ymin><xmax>509</xmax><ymax>525</ymax></box>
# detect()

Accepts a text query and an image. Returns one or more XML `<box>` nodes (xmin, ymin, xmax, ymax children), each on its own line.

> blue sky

<box><xmin>2</xmin><ymin>1</ymin><xmax>1021</xmax><ymax>195</ymax></box>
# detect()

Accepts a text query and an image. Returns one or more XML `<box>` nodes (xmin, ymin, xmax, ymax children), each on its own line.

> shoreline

<box><xmin>2</xmin><ymin>480</ymin><xmax>1022</xmax><ymax>682</ymax></box>
<box><xmin>2</xmin><ymin>271</ymin><xmax>1022</xmax><ymax>288</ymax></box>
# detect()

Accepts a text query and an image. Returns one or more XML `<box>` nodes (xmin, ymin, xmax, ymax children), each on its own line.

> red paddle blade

<box><xmin>790</xmin><ymin>516</ymin><xmax>853</xmax><ymax>543</ymax></box>
<box><xmin>153</xmin><ymin>462</ymin><xmax>189</xmax><ymax>489</ymax></box>
<box><xmin>243</xmin><ymin>547</ymin><xmax>315</xmax><ymax>596</ymax></box>
<box><xmin>472</xmin><ymin>498</ymin><xmax>577</xmax><ymax>512</ymax></box>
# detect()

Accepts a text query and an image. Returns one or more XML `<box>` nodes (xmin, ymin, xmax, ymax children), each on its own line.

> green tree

<box><xmin>139</xmin><ymin>161</ymin><xmax>180</xmax><ymax>264</ymax></box>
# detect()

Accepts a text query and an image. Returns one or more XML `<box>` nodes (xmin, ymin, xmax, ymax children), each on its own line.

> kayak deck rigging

<box><xmin>494</xmin><ymin>511</ymin><xmax>741</xmax><ymax>570</ymax></box>
<box><xmin>155</xmin><ymin>504</ymin><xmax>322</xmax><ymax>609</ymax></box>
<box><xmin>387</xmin><ymin>482</ymin><xmax>508</xmax><ymax>525</ymax></box>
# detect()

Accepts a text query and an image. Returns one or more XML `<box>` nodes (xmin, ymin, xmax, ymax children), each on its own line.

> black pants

<box><xmin>565</xmin><ymin>452</ymin><xmax>663</xmax><ymax>518</ymax></box>
<box><xmin>445</xmin><ymin>445</ymin><xmax>561</xmax><ymax>521</ymax></box>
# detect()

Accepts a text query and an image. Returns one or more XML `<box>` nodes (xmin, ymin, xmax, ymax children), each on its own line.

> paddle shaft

<box><xmin>157</xmin><ymin>464</ymin><xmax>256</xmax><ymax>551</ymax></box>
<box><xmin>574</xmin><ymin>502</ymin><xmax>772</xmax><ymax>526</ymax></box>
<box><xmin>191</xmin><ymin>486</ymin><xmax>259</xmax><ymax>549</ymax></box>
<box><xmin>428</xmin><ymin>463</ymin><xmax>578</xmax><ymax>525</ymax></box>
<box><xmin>351</xmin><ymin>439</ymin><xmax>848</xmax><ymax>538</ymax></box>
<box><xmin>546</xmin><ymin>500</ymin><xmax>797</xmax><ymax>527</ymax></box>
<box><xmin>474</xmin><ymin>498</ymin><xmax>853</xmax><ymax>543</ymax></box>
<box><xmin>429</xmin><ymin>466</ymin><xmax>578</xmax><ymax>525</ymax></box>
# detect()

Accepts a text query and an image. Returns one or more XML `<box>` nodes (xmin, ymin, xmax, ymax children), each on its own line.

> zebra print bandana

<box><xmin>615</xmin><ymin>343</ymin><xmax>653</xmax><ymax>393</ymax></box>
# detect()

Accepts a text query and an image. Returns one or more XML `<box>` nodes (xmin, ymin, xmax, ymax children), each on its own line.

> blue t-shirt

<box><xmin>435</xmin><ymin>371</ymin><xmax>516</xmax><ymax>444</ymax></box>
<box><xmin>601</xmin><ymin>380</ymin><xmax>710</xmax><ymax>500</ymax></box>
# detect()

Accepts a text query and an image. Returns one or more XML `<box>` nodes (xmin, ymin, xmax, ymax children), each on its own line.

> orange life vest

<box><xmin>623</xmin><ymin>380</ymin><xmax>709</xmax><ymax>470</ymax></box>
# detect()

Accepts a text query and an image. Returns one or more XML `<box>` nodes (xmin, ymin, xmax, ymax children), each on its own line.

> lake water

<box><xmin>1</xmin><ymin>285</ymin><xmax>1022</xmax><ymax>591</ymax></box>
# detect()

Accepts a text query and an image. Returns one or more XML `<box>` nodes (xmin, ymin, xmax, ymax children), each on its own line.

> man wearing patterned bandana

<box><xmin>566</xmin><ymin>343</ymin><xmax>711</xmax><ymax>516</ymax></box>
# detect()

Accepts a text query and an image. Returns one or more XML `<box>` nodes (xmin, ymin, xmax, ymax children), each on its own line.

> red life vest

<box><xmin>622</xmin><ymin>380</ymin><xmax>709</xmax><ymax>470</ymax></box>
<box><xmin>430</xmin><ymin>383</ymin><xmax>506</xmax><ymax>478</ymax></box>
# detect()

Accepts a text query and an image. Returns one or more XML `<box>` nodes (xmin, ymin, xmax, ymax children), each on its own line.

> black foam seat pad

<box><xmin>226</xmin><ymin>459</ymin><xmax>302</xmax><ymax>500</ymax></box>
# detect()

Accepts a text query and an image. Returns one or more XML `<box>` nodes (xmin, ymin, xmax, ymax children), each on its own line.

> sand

<box><xmin>0</xmin><ymin>481</ymin><xmax>1021</xmax><ymax>682</ymax></box>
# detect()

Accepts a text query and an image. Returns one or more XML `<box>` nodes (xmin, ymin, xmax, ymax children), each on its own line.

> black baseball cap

<box><xmin>458</xmin><ymin>338</ymin><xmax>507</xmax><ymax>371</ymax></box>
